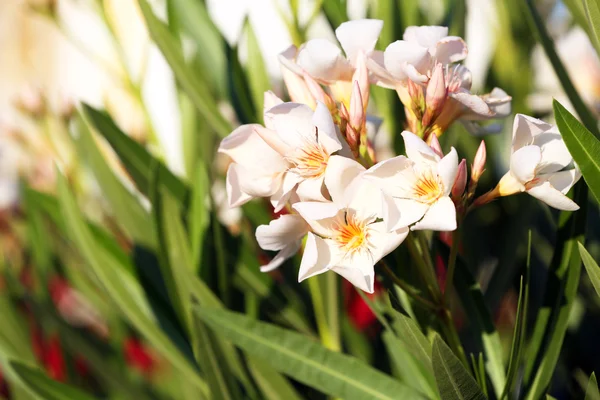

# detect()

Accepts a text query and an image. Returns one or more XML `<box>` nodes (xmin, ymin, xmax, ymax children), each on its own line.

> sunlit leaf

<box><xmin>138</xmin><ymin>0</ymin><xmax>232</xmax><ymax>137</ymax></box>
<box><xmin>554</xmin><ymin>100</ymin><xmax>600</xmax><ymax>205</ymax></box>
<box><xmin>584</xmin><ymin>0</ymin><xmax>600</xmax><ymax>55</ymax></box>
<box><xmin>579</xmin><ymin>243</ymin><xmax>600</xmax><ymax>299</ymax></box>
<box><xmin>55</xmin><ymin>171</ymin><xmax>208</xmax><ymax>394</ymax></box>
<box><xmin>586</xmin><ymin>372</ymin><xmax>600</xmax><ymax>400</ymax></box>
<box><xmin>197</xmin><ymin>308</ymin><xmax>425</xmax><ymax>400</ymax></box>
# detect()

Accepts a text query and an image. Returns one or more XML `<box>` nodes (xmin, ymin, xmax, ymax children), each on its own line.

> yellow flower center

<box><xmin>288</xmin><ymin>140</ymin><xmax>329</xmax><ymax>178</ymax></box>
<box><xmin>413</xmin><ymin>169</ymin><xmax>443</xmax><ymax>204</ymax></box>
<box><xmin>333</xmin><ymin>213</ymin><xmax>369</xmax><ymax>254</ymax></box>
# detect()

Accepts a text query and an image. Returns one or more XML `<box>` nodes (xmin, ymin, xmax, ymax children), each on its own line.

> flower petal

<box><xmin>256</xmin><ymin>214</ymin><xmax>308</xmax><ymax>251</ymax></box>
<box><xmin>435</xmin><ymin>36</ymin><xmax>468</xmax><ymax>63</ymax></box>
<box><xmin>402</xmin><ymin>130</ymin><xmax>439</xmax><ymax>163</ymax></box>
<box><xmin>296</xmin><ymin>176</ymin><xmax>328</xmax><ymax>202</ymax></box>
<box><xmin>260</xmin><ymin>240</ymin><xmax>302</xmax><ymax>273</ymax></box>
<box><xmin>335</xmin><ymin>19</ymin><xmax>384</xmax><ymax>63</ymax></box>
<box><xmin>411</xmin><ymin>196</ymin><xmax>457</xmax><ymax>231</ymax></box>
<box><xmin>381</xmin><ymin>195</ymin><xmax>428</xmax><ymax>231</ymax></box>
<box><xmin>364</xmin><ymin>156</ymin><xmax>415</xmax><ymax>198</ymax></box>
<box><xmin>384</xmin><ymin>40</ymin><xmax>430</xmax><ymax>81</ymax></box>
<box><xmin>225</xmin><ymin>164</ymin><xmax>253</xmax><ymax>207</ymax></box>
<box><xmin>324</xmin><ymin>155</ymin><xmax>366</xmax><ymax>205</ymax></box>
<box><xmin>438</xmin><ymin>147</ymin><xmax>459</xmax><ymax>195</ymax></box>
<box><xmin>403</xmin><ymin>26</ymin><xmax>449</xmax><ymax>49</ymax></box>
<box><xmin>532</xmin><ymin>127</ymin><xmax>573</xmax><ymax>174</ymax></box>
<box><xmin>271</xmin><ymin>172</ymin><xmax>301</xmax><ymax>212</ymax></box>
<box><xmin>451</xmin><ymin>91</ymin><xmax>492</xmax><ymax>117</ymax></box>
<box><xmin>298</xmin><ymin>233</ymin><xmax>332</xmax><ymax>281</ymax></box>
<box><xmin>367</xmin><ymin>50</ymin><xmax>398</xmax><ymax>88</ymax></box>
<box><xmin>331</xmin><ymin>265</ymin><xmax>375</xmax><ymax>293</ymax></box>
<box><xmin>511</xmin><ymin>113</ymin><xmax>553</xmax><ymax>153</ymax></box>
<box><xmin>510</xmin><ymin>145</ymin><xmax>541</xmax><ymax>184</ymax></box>
<box><xmin>367</xmin><ymin>221</ymin><xmax>409</xmax><ymax>261</ymax></box>
<box><xmin>264</xmin><ymin>102</ymin><xmax>317</xmax><ymax>149</ymax></box>
<box><xmin>313</xmin><ymin>102</ymin><xmax>342</xmax><ymax>154</ymax></box>
<box><xmin>297</xmin><ymin>39</ymin><xmax>354</xmax><ymax>82</ymax></box>
<box><xmin>292</xmin><ymin>201</ymin><xmax>342</xmax><ymax>236</ymax></box>
<box><xmin>219</xmin><ymin>124</ymin><xmax>287</xmax><ymax>170</ymax></box>
<box><xmin>278</xmin><ymin>45</ymin><xmax>303</xmax><ymax>75</ymax></box>
<box><xmin>526</xmin><ymin>181</ymin><xmax>579</xmax><ymax>211</ymax></box>
<box><xmin>544</xmin><ymin>168</ymin><xmax>581</xmax><ymax>193</ymax></box>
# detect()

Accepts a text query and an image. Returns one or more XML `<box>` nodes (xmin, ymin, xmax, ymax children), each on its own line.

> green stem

<box><xmin>308</xmin><ymin>276</ymin><xmax>340</xmax><ymax>351</ymax></box>
<box><xmin>379</xmin><ymin>262</ymin><xmax>439</xmax><ymax>312</ymax></box>
<box><xmin>444</xmin><ymin>229</ymin><xmax>460</xmax><ymax>306</ymax></box>
<box><xmin>325</xmin><ymin>273</ymin><xmax>341</xmax><ymax>352</ymax></box>
<box><xmin>406</xmin><ymin>234</ymin><xmax>441</xmax><ymax>302</ymax></box>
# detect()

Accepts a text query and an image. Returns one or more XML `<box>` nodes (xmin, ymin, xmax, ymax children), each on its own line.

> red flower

<box><xmin>344</xmin><ymin>280</ymin><xmax>381</xmax><ymax>332</ymax></box>
<box><xmin>124</xmin><ymin>337</ymin><xmax>155</xmax><ymax>376</ymax></box>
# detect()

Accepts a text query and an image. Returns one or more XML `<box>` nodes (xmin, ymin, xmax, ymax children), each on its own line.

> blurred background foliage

<box><xmin>0</xmin><ymin>0</ymin><xmax>599</xmax><ymax>399</ymax></box>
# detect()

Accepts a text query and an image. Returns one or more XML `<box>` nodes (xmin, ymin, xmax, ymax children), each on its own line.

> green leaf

<box><xmin>584</xmin><ymin>0</ymin><xmax>600</xmax><ymax>55</ymax></box>
<box><xmin>524</xmin><ymin>184</ymin><xmax>586</xmax><ymax>399</ymax></box>
<box><xmin>10</xmin><ymin>362</ymin><xmax>95</xmax><ymax>400</ymax></box>
<box><xmin>321</xmin><ymin>0</ymin><xmax>348</xmax><ymax>30</ymax></box>
<box><xmin>451</xmin><ymin>253</ymin><xmax>505</xmax><ymax>398</ymax></box>
<box><xmin>76</xmin><ymin>110</ymin><xmax>155</xmax><ymax>247</ymax></box>
<box><xmin>247</xmin><ymin>358</ymin><xmax>302</xmax><ymax>400</ymax></box>
<box><xmin>82</xmin><ymin>104</ymin><xmax>189</xmax><ymax>204</ymax></box>
<box><xmin>154</xmin><ymin>187</ymin><xmax>196</xmax><ymax>335</ymax></box>
<box><xmin>245</xmin><ymin>21</ymin><xmax>271</xmax><ymax>121</ymax></box>
<box><xmin>168</xmin><ymin>0</ymin><xmax>227</xmax><ymax>97</ymax></box>
<box><xmin>554</xmin><ymin>100</ymin><xmax>600</xmax><ymax>204</ymax></box>
<box><xmin>579</xmin><ymin>242</ymin><xmax>600</xmax><ymax>299</ymax></box>
<box><xmin>383</xmin><ymin>330</ymin><xmax>438</xmax><ymax>399</ymax></box>
<box><xmin>138</xmin><ymin>0</ymin><xmax>232</xmax><ymax>137</ymax></box>
<box><xmin>55</xmin><ymin>171</ymin><xmax>208</xmax><ymax>395</ymax></box>
<box><xmin>432</xmin><ymin>336</ymin><xmax>487</xmax><ymax>400</ymax></box>
<box><xmin>189</xmin><ymin>163</ymin><xmax>211</xmax><ymax>271</ymax></box>
<box><xmin>197</xmin><ymin>308</ymin><xmax>425</xmax><ymax>400</ymax></box>
<box><xmin>586</xmin><ymin>372</ymin><xmax>600</xmax><ymax>400</ymax></box>
<box><xmin>524</xmin><ymin>0</ymin><xmax>600</xmax><ymax>137</ymax></box>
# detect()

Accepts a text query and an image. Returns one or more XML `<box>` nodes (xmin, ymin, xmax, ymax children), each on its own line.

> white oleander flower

<box><xmin>495</xmin><ymin>114</ymin><xmax>581</xmax><ymax>211</ymax></box>
<box><xmin>293</xmin><ymin>156</ymin><xmax>409</xmax><ymax>293</ymax></box>
<box><xmin>365</xmin><ymin>131</ymin><xmax>459</xmax><ymax>231</ymax></box>
<box><xmin>255</xmin><ymin>214</ymin><xmax>309</xmax><ymax>272</ymax></box>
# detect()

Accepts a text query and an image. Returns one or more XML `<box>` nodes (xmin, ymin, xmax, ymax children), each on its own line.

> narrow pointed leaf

<box><xmin>245</xmin><ymin>21</ymin><xmax>271</xmax><ymax>120</ymax></box>
<box><xmin>554</xmin><ymin>100</ymin><xmax>600</xmax><ymax>204</ymax></box>
<box><xmin>138</xmin><ymin>0</ymin><xmax>232</xmax><ymax>137</ymax></box>
<box><xmin>82</xmin><ymin>104</ymin><xmax>189</xmax><ymax>204</ymax></box>
<box><xmin>432</xmin><ymin>336</ymin><xmax>487</xmax><ymax>400</ymax></box>
<box><xmin>10</xmin><ymin>362</ymin><xmax>95</xmax><ymax>400</ymax></box>
<box><xmin>197</xmin><ymin>308</ymin><xmax>425</xmax><ymax>400</ymax></box>
<box><xmin>579</xmin><ymin>243</ymin><xmax>600</xmax><ymax>299</ymax></box>
<box><xmin>55</xmin><ymin>171</ymin><xmax>208</xmax><ymax>394</ymax></box>
<box><xmin>584</xmin><ymin>0</ymin><xmax>600</xmax><ymax>54</ymax></box>
<box><xmin>76</xmin><ymin>111</ymin><xmax>155</xmax><ymax>247</ymax></box>
<box><xmin>247</xmin><ymin>358</ymin><xmax>302</xmax><ymax>400</ymax></box>
<box><xmin>586</xmin><ymin>372</ymin><xmax>600</xmax><ymax>400</ymax></box>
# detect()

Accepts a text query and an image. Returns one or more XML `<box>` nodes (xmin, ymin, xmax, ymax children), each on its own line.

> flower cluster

<box><xmin>219</xmin><ymin>20</ymin><xmax>581</xmax><ymax>293</ymax></box>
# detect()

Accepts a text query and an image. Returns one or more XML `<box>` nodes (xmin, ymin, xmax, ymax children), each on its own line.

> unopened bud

<box><xmin>452</xmin><ymin>159</ymin><xmax>467</xmax><ymax>199</ymax></box>
<box><xmin>339</xmin><ymin>102</ymin><xmax>349</xmax><ymax>123</ymax></box>
<box><xmin>422</xmin><ymin>63</ymin><xmax>446</xmax><ymax>127</ymax></box>
<box><xmin>349</xmin><ymin>81</ymin><xmax>365</xmax><ymax>131</ymax></box>
<box><xmin>428</xmin><ymin>133</ymin><xmax>443</xmax><ymax>157</ymax></box>
<box><xmin>281</xmin><ymin>68</ymin><xmax>316</xmax><ymax>109</ymax></box>
<box><xmin>352</xmin><ymin>51</ymin><xmax>370</xmax><ymax>109</ymax></box>
<box><xmin>303</xmin><ymin>72</ymin><xmax>336</xmax><ymax>113</ymax></box>
<box><xmin>471</xmin><ymin>140</ymin><xmax>487</xmax><ymax>182</ymax></box>
<box><xmin>345</xmin><ymin>125</ymin><xmax>360</xmax><ymax>157</ymax></box>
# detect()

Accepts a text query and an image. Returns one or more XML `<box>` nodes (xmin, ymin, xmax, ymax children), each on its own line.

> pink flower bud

<box><xmin>303</xmin><ymin>72</ymin><xmax>336</xmax><ymax>112</ymax></box>
<box><xmin>471</xmin><ymin>140</ymin><xmax>487</xmax><ymax>182</ymax></box>
<box><xmin>349</xmin><ymin>81</ymin><xmax>365</xmax><ymax>131</ymax></box>
<box><xmin>428</xmin><ymin>134</ymin><xmax>443</xmax><ymax>158</ymax></box>
<box><xmin>452</xmin><ymin>159</ymin><xmax>467</xmax><ymax>199</ymax></box>
<box><xmin>345</xmin><ymin>125</ymin><xmax>360</xmax><ymax>157</ymax></box>
<box><xmin>352</xmin><ymin>51</ymin><xmax>370</xmax><ymax>109</ymax></box>
<box><xmin>281</xmin><ymin>68</ymin><xmax>316</xmax><ymax>108</ymax></box>
<box><xmin>426</xmin><ymin>63</ymin><xmax>447</xmax><ymax>112</ymax></box>
<box><xmin>339</xmin><ymin>102</ymin><xmax>350</xmax><ymax>122</ymax></box>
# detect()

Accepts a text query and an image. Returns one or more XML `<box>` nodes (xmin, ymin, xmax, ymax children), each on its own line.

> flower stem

<box><xmin>444</xmin><ymin>229</ymin><xmax>460</xmax><ymax>306</ymax></box>
<box><xmin>308</xmin><ymin>276</ymin><xmax>340</xmax><ymax>352</ymax></box>
<box><xmin>379</xmin><ymin>262</ymin><xmax>439</xmax><ymax>312</ymax></box>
